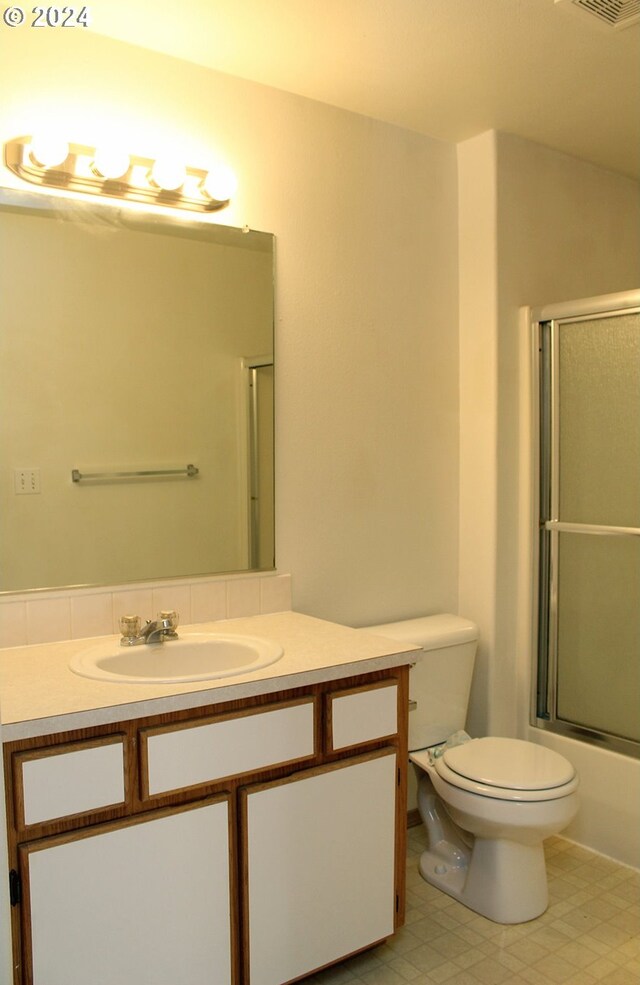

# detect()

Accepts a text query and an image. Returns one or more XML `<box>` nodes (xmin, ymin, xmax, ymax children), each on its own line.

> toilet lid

<box><xmin>441</xmin><ymin>737</ymin><xmax>576</xmax><ymax>791</ymax></box>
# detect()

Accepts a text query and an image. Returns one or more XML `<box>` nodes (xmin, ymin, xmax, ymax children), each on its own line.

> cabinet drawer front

<box><xmin>328</xmin><ymin>682</ymin><xmax>398</xmax><ymax>751</ymax></box>
<box><xmin>15</xmin><ymin>738</ymin><xmax>126</xmax><ymax>829</ymax></box>
<box><xmin>143</xmin><ymin>698</ymin><xmax>316</xmax><ymax>797</ymax></box>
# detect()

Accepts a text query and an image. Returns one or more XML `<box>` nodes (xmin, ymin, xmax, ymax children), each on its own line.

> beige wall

<box><xmin>499</xmin><ymin>133</ymin><xmax>639</xmax><ymax>747</ymax></box>
<box><xmin>0</xmin><ymin>28</ymin><xmax>460</xmax><ymax>626</ymax></box>
<box><xmin>1</xmin><ymin>25</ymin><xmax>638</xmax><ymax>874</ymax></box>
<box><xmin>458</xmin><ymin>130</ymin><xmax>640</xmax><ymax>864</ymax></box>
<box><xmin>459</xmin><ymin>130</ymin><xmax>640</xmax><ymax>737</ymax></box>
<box><xmin>457</xmin><ymin>130</ymin><xmax>499</xmax><ymax>739</ymax></box>
<box><xmin>0</xmin><ymin>40</ymin><xmax>460</xmax><ymax>971</ymax></box>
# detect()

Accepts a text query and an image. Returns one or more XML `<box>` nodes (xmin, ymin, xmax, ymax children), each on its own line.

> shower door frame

<box><xmin>243</xmin><ymin>354</ymin><xmax>275</xmax><ymax>572</ymax></box>
<box><xmin>531</xmin><ymin>289</ymin><xmax>640</xmax><ymax>760</ymax></box>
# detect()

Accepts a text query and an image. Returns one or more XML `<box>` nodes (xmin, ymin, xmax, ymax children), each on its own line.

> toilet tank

<box><xmin>364</xmin><ymin>614</ymin><xmax>478</xmax><ymax>751</ymax></box>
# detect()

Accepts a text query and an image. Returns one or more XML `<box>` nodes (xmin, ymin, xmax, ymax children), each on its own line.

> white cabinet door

<box><xmin>22</xmin><ymin>797</ymin><xmax>232</xmax><ymax>985</ymax></box>
<box><xmin>243</xmin><ymin>749</ymin><xmax>398</xmax><ymax>985</ymax></box>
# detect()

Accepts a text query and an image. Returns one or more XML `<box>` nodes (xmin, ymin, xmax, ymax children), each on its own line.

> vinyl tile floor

<box><xmin>306</xmin><ymin>826</ymin><xmax>640</xmax><ymax>985</ymax></box>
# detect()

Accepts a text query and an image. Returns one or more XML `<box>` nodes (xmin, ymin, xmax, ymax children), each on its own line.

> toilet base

<box><xmin>418</xmin><ymin>836</ymin><xmax>549</xmax><ymax>924</ymax></box>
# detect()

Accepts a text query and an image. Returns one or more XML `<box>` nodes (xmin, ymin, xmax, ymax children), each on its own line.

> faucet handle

<box><xmin>158</xmin><ymin>610</ymin><xmax>179</xmax><ymax>636</ymax></box>
<box><xmin>119</xmin><ymin>615</ymin><xmax>141</xmax><ymax>641</ymax></box>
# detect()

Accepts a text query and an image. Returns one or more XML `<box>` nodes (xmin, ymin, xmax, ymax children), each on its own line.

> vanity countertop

<box><xmin>0</xmin><ymin>611</ymin><xmax>419</xmax><ymax>740</ymax></box>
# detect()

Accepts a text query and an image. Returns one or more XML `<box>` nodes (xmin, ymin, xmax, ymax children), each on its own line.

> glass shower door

<box><xmin>536</xmin><ymin>305</ymin><xmax>640</xmax><ymax>756</ymax></box>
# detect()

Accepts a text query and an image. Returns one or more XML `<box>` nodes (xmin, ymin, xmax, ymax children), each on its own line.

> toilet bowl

<box><xmin>410</xmin><ymin>737</ymin><xmax>579</xmax><ymax>923</ymax></box>
<box><xmin>364</xmin><ymin>615</ymin><xmax>579</xmax><ymax>924</ymax></box>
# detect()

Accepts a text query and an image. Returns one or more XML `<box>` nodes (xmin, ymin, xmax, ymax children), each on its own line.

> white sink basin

<box><xmin>69</xmin><ymin>632</ymin><xmax>284</xmax><ymax>684</ymax></box>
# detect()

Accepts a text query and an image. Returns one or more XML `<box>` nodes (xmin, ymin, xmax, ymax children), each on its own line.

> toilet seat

<box><xmin>412</xmin><ymin>737</ymin><xmax>579</xmax><ymax>803</ymax></box>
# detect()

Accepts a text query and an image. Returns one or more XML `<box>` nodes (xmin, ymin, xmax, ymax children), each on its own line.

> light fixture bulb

<box><xmin>92</xmin><ymin>147</ymin><xmax>130</xmax><ymax>181</ymax></box>
<box><xmin>202</xmin><ymin>165</ymin><xmax>238</xmax><ymax>202</ymax></box>
<box><xmin>29</xmin><ymin>134</ymin><xmax>69</xmax><ymax>169</ymax></box>
<box><xmin>149</xmin><ymin>158</ymin><xmax>186</xmax><ymax>192</ymax></box>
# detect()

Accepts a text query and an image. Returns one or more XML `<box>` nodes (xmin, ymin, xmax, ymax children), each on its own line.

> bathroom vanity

<box><xmin>0</xmin><ymin>611</ymin><xmax>417</xmax><ymax>985</ymax></box>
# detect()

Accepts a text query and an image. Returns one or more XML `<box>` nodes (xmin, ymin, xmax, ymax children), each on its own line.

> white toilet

<box><xmin>366</xmin><ymin>614</ymin><xmax>579</xmax><ymax>924</ymax></box>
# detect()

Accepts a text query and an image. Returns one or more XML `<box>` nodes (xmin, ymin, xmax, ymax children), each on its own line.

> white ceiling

<box><xmin>89</xmin><ymin>0</ymin><xmax>640</xmax><ymax>179</ymax></box>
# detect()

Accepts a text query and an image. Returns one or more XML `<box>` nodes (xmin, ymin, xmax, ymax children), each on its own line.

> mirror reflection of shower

<box><xmin>244</xmin><ymin>357</ymin><xmax>275</xmax><ymax>571</ymax></box>
<box><xmin>533</xmin><ymin>290</ymin><xmax>640</xmax><ymax>759</ymax></box>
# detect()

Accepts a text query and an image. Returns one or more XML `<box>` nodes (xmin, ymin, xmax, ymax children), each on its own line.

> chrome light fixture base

<box><xmin>4</xmin><ymin>136</ymin><xmax>234</xmax><ymax>213</ymax></box>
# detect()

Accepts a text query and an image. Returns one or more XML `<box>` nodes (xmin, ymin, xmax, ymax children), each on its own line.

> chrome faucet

<box><xmin>119</xmin><ymin>611</ymin><xmax>179</xmax><ymax>646</ymax></box>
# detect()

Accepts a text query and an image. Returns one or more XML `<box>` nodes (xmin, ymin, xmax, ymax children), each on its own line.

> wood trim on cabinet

<box><xmin>12</xmin><ymin>734</ymin><xmax>129</xmax><ymax>834</ymax></box>
<box><xmin>227</xmin><ymin>790</ymin><xmax>241</xmax><ymax>985</ymax></box>
<box><xmin>138</xmin><ymin>695</ymin><xmax>318</xmax><ymax>802</ymax></box>
<box><xmin>7</xmin><ymin>727</ymin><xmax>137</xmax><ymax>842</ymax></box>
<box><xmin>240</xmin><ymin>743</ymin><xmax>395</xmax><ymax>799</ymax></box>
<box><xmin>3</xmin><ymin>664</ymin><xmax>410</xmax><ymax>985</ymax></box>
<box><xmin>326</xmin><ymin>678</ymin><xmax>400</xmax><ymax>753</ymax></box>
<box><xmin>395</xmin><ymin>668</ymin><xmax>409</xmax><ymax>928</ymax></box>
<box><xmin>238</xmin><ymin>748</ymin><xmax>399</xmax><ymax>985</ymax></box>
<box><xmin>17</xmin><ymin>794</ymin><xmax>235</xmax><ymax>985</ymax></box>
<box><xmin>254</xmin><ymin>937</ymin><xmax>393</xmax><ymax>985</ymax></box>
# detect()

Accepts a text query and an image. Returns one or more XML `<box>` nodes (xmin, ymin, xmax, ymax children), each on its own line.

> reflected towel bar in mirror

<box><xmin>71</xmin><ymin>465</ymin><xmax>199</xmax><ymax>483</ymax></box>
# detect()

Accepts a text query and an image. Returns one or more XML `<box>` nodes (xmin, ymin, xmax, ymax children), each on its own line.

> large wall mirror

<box><xmin>0</xmin><ymin>189</ymin><xmax>275</xmax><ymax>593</ymax></box>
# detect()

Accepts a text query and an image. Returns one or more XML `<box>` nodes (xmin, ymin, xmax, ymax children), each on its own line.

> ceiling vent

<box><xmin>555</xmin><ymin>0</ymin><xmax>640</xmax><ymax>29</ymax></box>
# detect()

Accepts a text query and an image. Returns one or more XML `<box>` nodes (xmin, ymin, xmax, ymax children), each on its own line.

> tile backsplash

<box><xmin>0</xmin><ymin>572</ymin><xmax>292</xmax><ymax>648</ymax></box>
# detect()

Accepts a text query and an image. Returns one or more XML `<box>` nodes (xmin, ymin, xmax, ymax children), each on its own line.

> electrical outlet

<box><xmin>14</xmin><ymin>468</ymin><xmax>41</xmax><ymax>495</ymax></box>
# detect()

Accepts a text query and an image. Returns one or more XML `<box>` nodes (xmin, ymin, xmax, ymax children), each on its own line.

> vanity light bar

<box><xmin>4</xmin><ymin>137</ymin><xmax>236</xmax><ymax>213</ymax></box>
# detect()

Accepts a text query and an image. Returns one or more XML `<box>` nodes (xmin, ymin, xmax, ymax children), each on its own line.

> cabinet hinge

<box><xmin>9</xmin><ymin>869</ymin><xmax>21</xmax><ymax>907</ymax></box>
<box><xmin>397</xmin><ymin>767</ymin><xmax>401</xmax><ymax>787</ymax></box>
<box><xmin>395</xmin><ymin>892</ymin><xmax>400</xmax><ymax>913</ymax></box>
